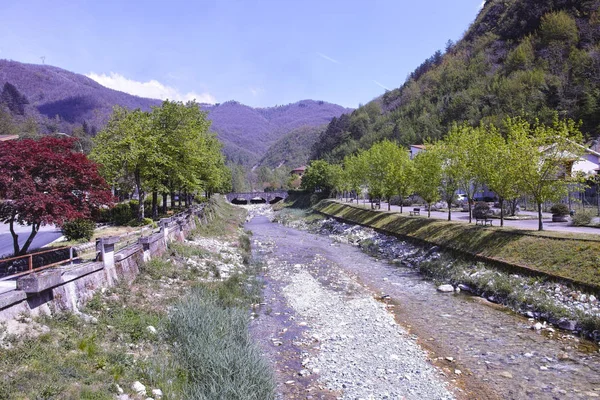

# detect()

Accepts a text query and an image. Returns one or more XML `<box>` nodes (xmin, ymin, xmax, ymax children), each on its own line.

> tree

<box><xmin>412</xmin><ymin>147</ymin><xmax>442</xmax><ymax>217</ymax></box>
<box><xmin>479</xmin><ymin>123</ymin><xmax>527</xmax><ymax>226</ymax></box>
<box><xmin>441</xmin><ymin>123</ymin><xmax>487</xmax><ymax>222</ymax></box>
<box><xmin>0</xmin><ymin>82</ymin><xmax>29</xmax><ymax>116</ymax></box>
<box><xmin>92</xmin><ymin>107</ymin><xmax>157</xmax><ymax>221</ymax></box>
<box><xmin>0</xmin><ymin>137</ymin><xmax>112</xmax><ymax>256</ymax></box>
<box><xmin>301</xmin><ymin>160</ymin><xmax>337</xmax><ymax>195</ymax></box>
<box><xmin>343</xmin><ymin>153</ymin><xmax>367</xmax><ymax>203</ymax></box>
<box><xmin>507</xmin><ymin>116</ymin><xmax>585</xmax><ymax>231</ymax></box>
<box><xmin>435</xmin><ymin>142</ymin><xmax>460</xmax><ymax>221</ymax></box>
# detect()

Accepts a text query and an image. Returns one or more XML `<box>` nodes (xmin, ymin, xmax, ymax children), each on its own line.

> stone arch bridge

<box><xmin>225</xmin><ymin>191</ymin><xmax>288</xmax><ymax>204</ymax></box>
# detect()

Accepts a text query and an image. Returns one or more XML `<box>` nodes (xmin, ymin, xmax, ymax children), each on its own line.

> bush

<box><xmin>111</xmin><ymin>202</ymin><xmax>134</xmax><ymax>226</ymax></box>
<box><xmin>127</xmin><ymin>217</ymin><xmax>153</xmax><ymax>227</ymax></box>
<box><xmin>550</xmin><ymin>203</ymin><xmax>569</xmax><ymax>216</ymax></box>
<box><xmin>571</xmin><ymin>210</ymin><xmax>594</xmax><ymax>226</ymax></box>
<box><xmin>473</xmin><ymin>202</ymin><xmax>490</xmax><ymax>219</ymax></box>
<box><xmin>61</xmin><ymin>219</ymin><xmax>96</xmax><ymax>241</ymax></box>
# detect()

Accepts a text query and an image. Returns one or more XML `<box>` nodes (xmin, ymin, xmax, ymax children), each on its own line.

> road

<box><xmin>341</xmin><ymin>199</ymin><xmax>600</xmax><ymax>235</ymax></box>
<box><xmin>0</xmin><ymin>223</ymin><xmax>62</xmax><ymax>258</ymax></box>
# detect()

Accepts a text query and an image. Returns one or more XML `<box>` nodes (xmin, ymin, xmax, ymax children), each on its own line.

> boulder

<box><xmin>437</xmin><ymin>284</ymin><xmax>454</xmax><ymax>293</ymax></box>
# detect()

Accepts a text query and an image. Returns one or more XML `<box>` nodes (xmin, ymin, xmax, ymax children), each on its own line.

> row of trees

<box><xmin>302</xmin><ymin>116</ymin><xmax>586</xmax><ymax>231</ymax></box>
<box><xmin>91</xmin><ymin>100</ymin><xmax>231</xmax><ymax>221</ymax></box>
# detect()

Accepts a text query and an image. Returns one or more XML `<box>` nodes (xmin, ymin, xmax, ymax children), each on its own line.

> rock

<box><xmin>454</xmin><ymin>369</ymin><xmax>462</xmax><ymax>375</ymax></box>
<box><xmin>590</xmin><ymin>295</ymin><xmax>597</xmax><ymax>303</ymax></box>
<box><xmin>540</xmin><ymin>366</ymin><xmax>549</xmax><ymax>371</ymax></box>
<box><xmin>457</xmin><ymin>284</ymin><xmax>472</xmax><ymax>292</ymax></box>
<box><xmin>298</xmin><ymin>369</ymin><xmax>311</xmax><ymax>376</ymax></box>
<box><xmin>558</xmin><ymin>319</ymin><xmax>578</xmax><ymax>331</ymax></box>
<box><xmin>118</xmin><ymin>395</ymin><xmax>131</xmax><ymax>400</ymax></box>
<box><xmin>580</xmin><ymin>294</ymin><xmax>588</xmax><ymax>303</ymax></box>
<box><xmin>445</xmin><ymin>357</ymin><xmax>454</xmax><ymax>362</ymax></box>
<box><xmin>437</xmin><ymin>284</ymin><xmax>454</xmax><ymax>293</ymax></box>
<box><xmin>116</xmin><ymin>384</ymin><xmax>124</xmax><ymax>394</ymax></box>
<box><xmin>152</xmin><ymin>389</ymin><xmax>163</xmax><ymax>398</ymax></box>
<box><xmin>146</xmin><ymin>326</ymin><xmax>157</xmax><ymax>335</ymax></box>
<box><xmin>455</xmin><ymin>287</ymin><xmax>461</xmax><ymax>293</ymax></box>
<box><xmin>498</xmin><ymin>371</ymin><xmax>513</xmax><ymax>379</ymax></box>
<box><xmin>532</xmin><ymin>322</ymin><xmax>543</xmax><ymax>331</ymax></box>
<box><xmin>285</xmin><ymin>380</ymin><xmax>295</xmax><ymax>385</ymax></box>
<box><xmin>131</xmin><ymin>381</ymin><xmax>146</xmax><ymax>395</ymax></box>
<box><xmin>525</xmin><ymin>311</ymin><xmax>535</xmax><ymax>318</ymax></box>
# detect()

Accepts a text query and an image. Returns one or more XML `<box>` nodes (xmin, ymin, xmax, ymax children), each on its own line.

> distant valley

<box><xmin>0</xmin><ymin>59</ymin><xmax>351</xmax><ymax>168</ymax></box>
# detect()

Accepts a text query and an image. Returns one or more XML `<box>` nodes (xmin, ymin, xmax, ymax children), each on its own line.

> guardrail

<box><xmin>0</xmin><ymin>246</ymin><xmax>78</xmax><ymax>281</ymax></box>
<box><xmin>0</xmin><ymin>205</ymin><xmax>204</xmax><ymax>283</ymax></box>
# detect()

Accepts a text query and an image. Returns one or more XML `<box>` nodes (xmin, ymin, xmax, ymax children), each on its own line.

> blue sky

<box><xmin>0</xmin><ymin>0</ymin><xmax>484</xmax><ymax>108</ymax></box>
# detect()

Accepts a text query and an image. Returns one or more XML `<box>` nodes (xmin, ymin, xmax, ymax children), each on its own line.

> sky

<box><xmin>0</xmin><ymin>0</ymin><xmax>485</xmax><ymax>108</ymax></box>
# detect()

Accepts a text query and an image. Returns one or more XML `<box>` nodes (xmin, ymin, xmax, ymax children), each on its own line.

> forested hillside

<box><xmin>313</xmin><ymin>0</ymin><xmax>600</xmax><ymax>162</ymax></box>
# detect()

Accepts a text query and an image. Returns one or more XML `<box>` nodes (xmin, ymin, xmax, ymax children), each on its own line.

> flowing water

<box><xmin>247</xmin><ymin>214</ymin><xmax>600</xmax><ymax>400</ymax></box>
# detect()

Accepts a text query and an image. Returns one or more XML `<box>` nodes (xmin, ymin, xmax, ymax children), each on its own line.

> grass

<box><xmin>0</xmin><ymin>195</ymin><xmax>274</xmax><ymax>400</ymax></box>
<box><xmin>315</xmin><ymin>200</ymin><xmax>600</xmax><ymax>290</ymax></box>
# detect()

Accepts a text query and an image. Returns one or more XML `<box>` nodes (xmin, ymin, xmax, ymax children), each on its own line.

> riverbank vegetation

<box><xmin>302</xmin><ymin>116</ymin><xmax>587</xmax><ymax>231</ymax></box>
<box><xmin>314</xmin><ymin>200</ymin><xmax>600</xmax><ymax>290</ymax></box>
<box><xmin>0</xmin><ymin>197</ymin><xmax>274</xmax><ymax>399</ymax></box>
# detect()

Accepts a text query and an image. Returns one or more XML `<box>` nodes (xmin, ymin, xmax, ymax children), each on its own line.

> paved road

<box><xmin>340</xmin><ymin>199</ymin><xmax>600</xmax><ymax>235</ymax></box>
<box><xmin>0</xmin><ymin>224</ymin><xmax>62</xmax><ymax>258</ymax></box>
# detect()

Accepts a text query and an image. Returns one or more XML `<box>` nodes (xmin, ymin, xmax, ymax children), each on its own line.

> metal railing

<box><xmin>0</xmin><ymin>246</ymin><xmax>78</xmax><ymax>281</ymax></box>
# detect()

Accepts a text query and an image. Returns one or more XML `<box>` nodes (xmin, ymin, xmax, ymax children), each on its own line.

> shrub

<box><xmin>473</xmin><ymin>202</ymin><xmax>490</xmax><ymax>219</ymax></box>
<box><xmin>539</xmin><ymin>10</ymin><xmax>579</xmax><ymax>45</ymax></box>
<box><xmin>571</xmin><ymin>210</ymin><xmax>594</xmax><ymax>226</ymax></box>
<box><xmin>550</xmin><ymin>203</ymin><xmax>569</xmax><ymax>216</ymax></box>
<box><xmin>127</xmin><ymin>217</ymin><xmax>153</xmax><ymax>227</ymax></box>
<box><xmin>111</xmin><ymin>202</ymin><xmax>134</xmax><ymax>226</ymax></box>
<box><xmin>61</xmin><ymin>219</ymin><xmax>96</xmax><ymax>241</ymax></box>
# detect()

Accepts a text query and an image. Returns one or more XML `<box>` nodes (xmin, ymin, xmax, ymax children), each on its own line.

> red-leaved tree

<box><xmin>0</xmin><ymin>137</ymin><xmax>113</xmax><ymax>256</ymax></box>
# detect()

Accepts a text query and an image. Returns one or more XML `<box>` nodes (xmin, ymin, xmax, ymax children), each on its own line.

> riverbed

<box><xmin>247</xmin><ymin>208</ymin><xmax>600</xmax><ymax>399</ymax></box>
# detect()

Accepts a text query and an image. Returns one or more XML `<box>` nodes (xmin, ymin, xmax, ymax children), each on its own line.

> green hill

<box><xmin>312</xmin><ymin>0</ymin><xmax>600</xmax><ymax>162</ymax></box>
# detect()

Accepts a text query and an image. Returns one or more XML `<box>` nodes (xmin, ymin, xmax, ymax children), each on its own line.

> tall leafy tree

<box><xmin>412</xmin><ymin>146</ymin><xmax>442</xmax><ymax>217</ymax></box>
<box><xmin>0</xmin><ymin>137</ymin><xmax>112</xmax><ymax>256</ymax></box>
<box><xmin>507</xmin><ymin>116</ymin><xmax>584</xmax><ymax>231</ymax></box>
<box><xmin>92</xmin><ymin>106</ymin><xmax>157</xmax><ymax>221</ymax></box>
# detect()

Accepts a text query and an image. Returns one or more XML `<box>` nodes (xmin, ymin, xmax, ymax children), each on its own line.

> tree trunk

<box><xmin>468</xmin><ymin>199</ymin><xmax>473</xmax><ymax>223</ymax></box>
<box><xmin>178</xmin><ymin>190</ymin><xmax>182</xmax><ymax>208</ymax></box>
<box><xmin>170</xmin><ymin>190</ymin><xmax>176</xmax><ymax>210</ymax></box>
<box><xmin>388</xmin><ymin>197</ymin><xmax>391</xmax><ymax>211</ymax></box>
<box><xmin>134</xmin><ymin>169</ymin><xmax>145</xmax><ymax>221</ymax></box>
<box><xmin>184</xmin><ymin>190</ymin><xmax>188</xmax><ymax>207</ymax></box>
<box><xmin>400</xmin><ymin>197</ymin><xmax>403</xmax><ymax>214</ymax></box>
<box><xmin>9</xmin><ymin>214</ymin><xmax>19</xmax><ymax>256</ymax></box>
<box><xmin>20</xmin><ymin>223</ymin><xmax>40</xmax><ymax>255</ymax></box>
<box><xmin>428</xmin><ymin>203</ymin><xmax>431</xmax><ymax>218</ymax></box>
<box><xmin>162</xmin><ymin>193</ymin><xmax>168</xmax><ymax>214</ymax></box>
<box><xmin>447</xmin><ymin>201</ymin><xmax>452</xmax><ymax>221</ymax></box>
<box><xmin>537</xmin><ymin>202</ymin><xmax>543</xmax><ymax>231</ymax></box>
<box><xmin>499</xmin><ymin>198</ymin><xmax>504</xmax><ymax>227</ymax></box>
<box><xmin>152</xmin><ymin>190</ymin><xmax>158</xmax><ymax>219</ymax></box>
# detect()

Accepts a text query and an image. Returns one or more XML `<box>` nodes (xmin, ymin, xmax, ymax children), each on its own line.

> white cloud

<box><xmin>317</xmin><ymin>52</ymin><xmax>340</xmax><ymax>64</ymax></box>
<box><xmin>249</xmin><ymin>86</ymin><xmax>264</xmax><ymax>97</ymax></box>
<box><xmin>86</xmin><ymin>72</ymin><xmax>216</xmax><ymax>104</ymax></box>
<box><xmin>373</xmin><ymin>80</ymin><xmax>391</xmax><ymax>91</ymax></box>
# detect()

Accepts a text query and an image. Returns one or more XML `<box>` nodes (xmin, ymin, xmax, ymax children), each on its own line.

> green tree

<box><xmin>412</xmin><ymin>147</ymin><xmax>442</xmax><ymax>217</ymax></box>
<box><xmin>92</xmin><ymin>106</ymin><xmax>157</xmax><ymax>221</ymax></box>
<box><xmin>506</xmin><ymin>116</ymin><xmax>584</xmax><ymax>231</ymax></box>
<box><xmin>479</xmin><ymin>123</ymin><xmax>527</xmax><ymax>226</ymax></box>
<box><xmin>301</xmin><ymin>160</ymin><xmax>337</xmax><ymax>195</ymax></box>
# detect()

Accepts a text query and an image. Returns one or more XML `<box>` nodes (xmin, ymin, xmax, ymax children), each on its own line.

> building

<box><xmin>0</xmin><ymin>135</ymin><xmax>18</xmax><ymax>141</ymax></box>
<box><xmin>409</xmin><ymin>144</ymin><xmax>426</xmax><ymax>159</ymax></box>
<box><xmin>291</xmin><ymin>166</ymin><xmax>307</xmax><ymax>177</ymax></box>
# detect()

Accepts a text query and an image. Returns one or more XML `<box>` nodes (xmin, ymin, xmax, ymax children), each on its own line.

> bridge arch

<box><xmin>225</xmin><ymin>191</ymin><xmax>289</xmax><ymax>204</ymax></box>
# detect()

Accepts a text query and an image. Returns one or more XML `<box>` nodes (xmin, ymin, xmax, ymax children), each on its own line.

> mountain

<box><xmin>312</xmin><ymin>0</ymin><xmax>600</xmax><ymax>162</ymax></box>
<box><xmin>258</xmin><ymin>125</ymin><xmax>325</xmax><ymax>169</ymax></box>
<box><xmin>0</xmin><ymin>59</ymin><xmax>351</xmax><ymax>165</ymax></box>
<box><xmin>203</xmin><ymin>100</ymin><xmax>351</xmax><ymax>166</ymax></box>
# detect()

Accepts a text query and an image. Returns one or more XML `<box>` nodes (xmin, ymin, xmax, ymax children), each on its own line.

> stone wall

<box><xmin>0</xmin><ymin>206</ymin><xmax>202</xmax><ymax>321</ymax></box>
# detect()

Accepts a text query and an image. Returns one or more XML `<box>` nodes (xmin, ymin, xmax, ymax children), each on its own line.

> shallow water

<box><xmin>247</xmin><ymin>215</ymin><xmax>600</xmax><ymax>400</ymax></box>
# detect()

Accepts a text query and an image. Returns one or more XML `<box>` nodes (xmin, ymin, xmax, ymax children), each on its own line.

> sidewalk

<box><xmin>339</xmin><ymin>199</ymin><xmax>600</xmax><ymax>236</ymax></box>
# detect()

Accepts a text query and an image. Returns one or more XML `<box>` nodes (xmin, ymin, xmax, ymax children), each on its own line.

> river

<box><xmin>246</xmin><ymin>209</ymin><xmax>600</xmax><ymax>400</ymax></box>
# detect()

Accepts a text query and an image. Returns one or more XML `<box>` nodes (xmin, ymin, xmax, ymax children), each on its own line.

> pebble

<box><xmin>499</xmin><ymin>371</ymin><xmax>513</xmax><ymax>379</ymax></box>
<box><xmin>131</xmin><ymin>381</ymin><xmax>146</xmax><ymax>395</ymax></box>
<box><xmin>437</xmin><ymin>284</ymin><xmax>454</xmax><ymax>293</ymax></box>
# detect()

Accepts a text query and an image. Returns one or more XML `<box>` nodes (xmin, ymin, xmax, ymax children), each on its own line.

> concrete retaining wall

<box><xmin>0</xmin><ymin>207</ymin><xmax>201</xmax><ymax>321</ymax></box>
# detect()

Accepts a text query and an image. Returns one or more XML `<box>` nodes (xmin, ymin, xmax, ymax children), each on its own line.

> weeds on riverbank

<box><xmin>0</xmin><ymin>195</ymin><xmax>275</xmax><ymax>399</ymax></box>
<box><xmin>417</xmin><ymin>256</ymin><xmax>600</xmax><ymax>336</ymax></box>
